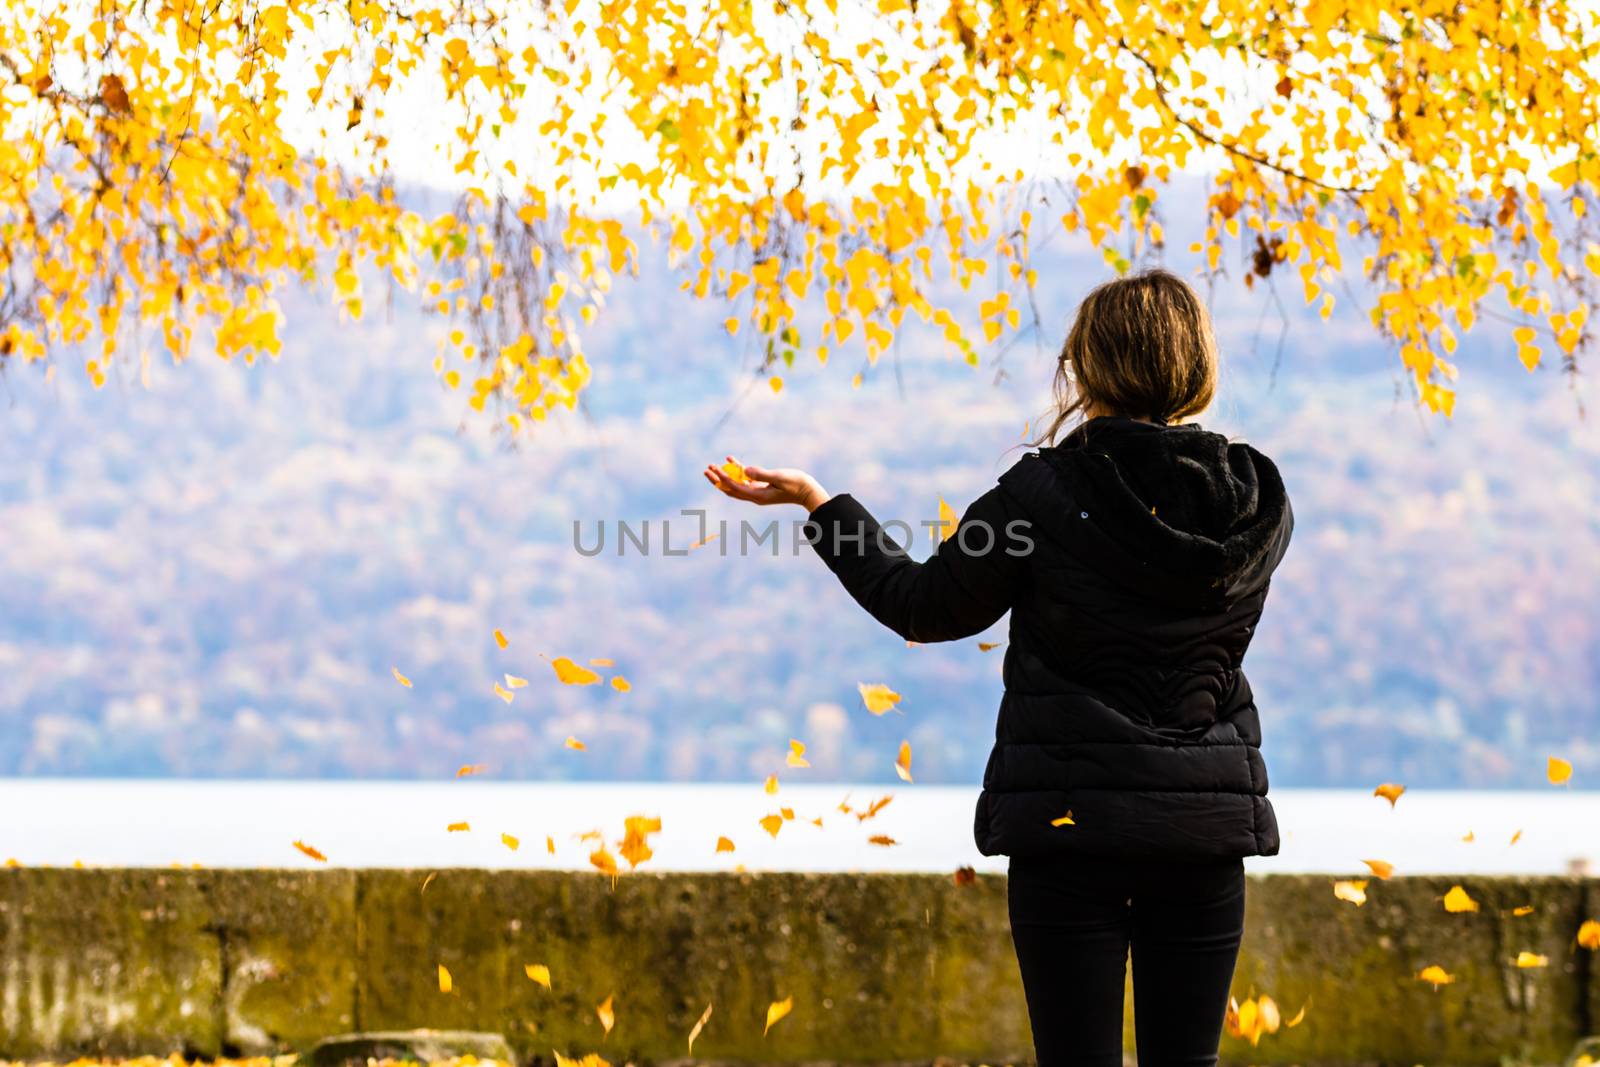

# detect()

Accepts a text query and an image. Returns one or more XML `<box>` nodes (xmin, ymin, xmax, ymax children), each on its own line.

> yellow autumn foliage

<box><xmin>3</xmin><ymin>0</ymin><xmax>1596</xmax><ymax>424</ymax></box>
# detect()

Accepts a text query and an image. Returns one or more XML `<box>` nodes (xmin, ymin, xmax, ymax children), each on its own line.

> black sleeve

<box><xmin>805</xmin><ymin>486</ymin><xmax>1027</xmax><ymax>643</ymax></box>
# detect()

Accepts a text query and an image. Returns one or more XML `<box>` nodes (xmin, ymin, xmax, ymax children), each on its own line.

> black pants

<box><xmin>1007</xmin><ymin>854</ymin><xmax>1246</xmax><ymax>1067</ymax></box>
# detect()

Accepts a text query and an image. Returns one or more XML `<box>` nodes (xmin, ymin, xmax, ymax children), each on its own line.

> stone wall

<box><xmin>0</xmin><ymin>870</ymin><xmax>1594</xmax><ymax>1065</ymax></box>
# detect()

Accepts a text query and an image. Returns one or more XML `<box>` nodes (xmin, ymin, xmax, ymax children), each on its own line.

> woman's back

<box><xmin>980</xmin><ymin>413</ymin><xmax>1293</xmax><ymax>861</ymax></box>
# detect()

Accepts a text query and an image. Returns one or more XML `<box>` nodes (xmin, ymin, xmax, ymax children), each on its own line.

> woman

<box><xmin>704</xmin><ymin>268</ymin><xmax>1293</xmax><ymax>1067</ymax></box>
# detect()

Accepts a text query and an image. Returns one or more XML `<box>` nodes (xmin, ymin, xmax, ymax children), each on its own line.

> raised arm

<box><xmin>702</xmin><ymin>456</ymin><xmax>1027</xmax><ymax>644</ymax></box>
<box><xmin>804</xmin><ymin>487</ymin><xmax>1027</xmax><ymax>642</ymax></box>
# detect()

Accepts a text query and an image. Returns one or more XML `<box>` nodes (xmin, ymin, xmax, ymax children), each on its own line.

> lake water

<box><xmin>1</xmin><ymin>780</ymin><xmax>1595</xmax><ymax>876</ymax></box>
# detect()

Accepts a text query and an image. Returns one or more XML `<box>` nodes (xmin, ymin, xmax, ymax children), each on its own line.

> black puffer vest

<box><xmin>974</xmin><ymin>416</ymin><xmax>1293</xmax><ymax>860</ymax></box>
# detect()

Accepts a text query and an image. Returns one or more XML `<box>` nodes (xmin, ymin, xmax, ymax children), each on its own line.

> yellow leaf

<box><xmin>610</xmin><ymin>676</ymin><xmax>631</xmax><ymax>692</ymax></box>
<box><xmin>494</xmin><ymin>682</ymin><xmax>515</xmax><ymax>703</ymax></box>
<box><xmin>769</xmin><ymin>376</ymin><xmax>784</xmax><ymax>394</ymax></box>
<box><xmin>786</xmin><ymin>739</ymin><xmax>810</xmax><ymax>768</ymax></box>
<box><xmin>589</xmin><ymin>658</ymin><xmax>615</xmax><ymax>667</ymax></box>
<box><xmin>1515</xmin><ymin>951</ymin><xmax>1549</xmax><ymax>968</ymax></box>
<box><xmin>590</xmin><ymin>847</ymin><xmax>618</xmax><ymax>876</ymax></box>
<box><xmin>1050</xmin><ymin>812</ymin><xmax>1076</xmax><ymax>827</ymax></box>
<box><xmin>293</xmin><ymin>840</ymin><xmax>328</xmax><ymax>862</ymax></box>
<box><xmin>719</xmin><ymin>461</ymin><xmax>750</xmax><ymax>484</ymax></box>
<box><xmin>494</xmin><ymin>629</ymin><xmax>509</xmax><ymax>649</ymax></box>
<box><xmin>1577</xmin><ymin>919</ymin><xmax>1600</xmax><ymax>950</ymax></box>
<box><xmin>447</xmin><ymin>821</ymin><xmax>470</xmax><ymax>833</ymax></box>
<box><xmin>566</xmin><ymin>736</ymin><xmax>586</xmax><ymax>751</ymax></box>
<box><xmin>552</xmin><ymin>657</ymin><xmax>602</xmax><ymax>685</ymax></box>
<box><xmin>978</xmin><ymin>641</ymin><xmax>1003</xmax><ymax>652</ymax></box>
<box><xmin>858</xmin><ymin>683</ymin><xmax>902</xmax><ymax>715</ymax></box>
<box><xmin>620</xmin><ymin>814</ymin><xmax>662</xmax><ymax>869</ymax></box>
<box><xmin>764</xmin><ymin>996</ymin><xmax>793</xmax><ymax>1036</ymax></box>
<box><xmin>1511</xmin><ymin>829</ymin><xmax>1524</xmax><ymax>845</ymax></box>
<box><xmin>895</xmin><ymin>740</ymin><xmax>913</xmax><ymax>782</ymax></box>
<box><xmin>546</xmin><ymin>836</ymin><xmax>555</xmax><ymax>854</ymax></box>
<box><xmin>1462</xmin><ymin>830</ymin><xmax>1476</xmax><ymax>842</ymax></box>
<box><xmin>1363</xmin><ymin>859</ymin><xmax>1394</xmax><ymax>880</ymax></box>
<box><xmin>1549</xmin><ymin>756</ymin><xmax>1574</xmax><ymax>784</ymax></box>
<box><xmin>392</xmin><ymin>666</ymin><xmax>413</xmax><ymax>688</ymax></box>
<box><xmin>596</xmin><ymin>994</ymin><xmax>615</xmax><ymax>1035</ymax></box>
<box><xmin>1285</xmin><ymin>1002</ymin><xmax>1307</xmax><ymax>1027</ymax></box>
<box><xmin>688</xmin><ymin>1001</ymin><xmax>714</xmax><ymax>1053</ymax></box>
<box><xmin>759</xmin><ymin>813</ymin><xmax>784</xmax><ymax>838</ymax></box>
<box><xmin>502</xmin><ymin>832</ymin><xmax>520</xmax><ymax>851</ymax></box>
<box><xmin>1333</xmin><ymin>880</ymin><xmax>1368</xmax><ymax>906</ymax></box>
<box><xmin>525</xmin><ymin>963</ymin><xmax>551</xmax><ymax>989</ymax></box>
<box><xmin>438</xmin><ymin>964</ymin><xmax>453</xmax><ymax>994</ymax></box>
<box><xmin>716</xmin><ymin>836</ymin><xmax>736</xmax><ymax>853</ymax></box>
<box><xmin>456</xmin><ymin>764</ymin><xmax>485</xmax><ymax>778</ymax></box>
<box><xmin>1443</xmin><ymin>885</ymin><xmax>1480</xmax><ymax>913</ymax></box>
<box><xmin>1419</xmin><ymin>965</ymin><xmax>1454</xmax><ymax>988</ymax></box>
<box><xmin>868</xmin><ymin>834</ymin><xmax>898</xmax><ymax>846</ymax></box>
<box><xmin>764</xmin><ymin>775</ymin><xmax>779</xmax><ymax>795</ymax></box>
<box><xmin>1373</xmin><ymin>782</ymin><xmax>1405</xmax><ymax>807</ymax></box>
<box><xmin>937</xmin><ymin>496</ymin><xmax>958</xmax><ymax>542</ymax></box>
<box><xmin>505</xmin><ymin>674</ymin><xmax>529</xmax><ymax>689</ymax></box>
<box><xmin>1512</xmin><ymin>905</ymin><xmax>1535</xmax><ymax>916</ymax></box>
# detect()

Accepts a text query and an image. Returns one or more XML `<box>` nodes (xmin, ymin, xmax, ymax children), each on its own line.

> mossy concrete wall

<box><xmin>0</xmin><ymin>870</ymin><xmax>1595</xmax><ymax>1065</ymax></box>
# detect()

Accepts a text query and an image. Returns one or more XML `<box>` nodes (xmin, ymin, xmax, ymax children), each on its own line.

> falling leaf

<box><xmin>764</xmin><ymin>775</ymin><xmax>779</xmax><ymax>795</ymax></box>
<box><xmin>566</xmin><ymin>736</ymin><xmax>586</xmax><ymax>751</ymax></box>
<box><xmin>1462</xmin><ymin>830</ymin><xmax>1476</xmax><ymax>842</ymax></box>
<box><xmin>1515</xmin><ymin>951</ymin><xmax>1549</xmax><ymax>968</ymax></box>
<box><xmin>1419</xmin><ymin>965</ymin><xmax>1455</xmax><ymax>988</ymax></box>
<box><xmin>780</xmin><ymin>807</ymin><xmax>795</xmax><ymax>820</ymax></box>
<box><xmin>759</xmin><ymin>813</ymin><xmax>784</xmax><ymax>838</ymax></box>
<box><xmin>525</xmin><ymin>963</ymin><xmax>551</xmax><ymax>989</ymax></box>
<box><xmin>856</xmin><ymin>795</ymin><xmax>893</xmax><ymax>822</ymax></box>
<box><xmin>438</xmin><ymin>964</ymin><xmax>453</xmax><ymax>994</ymax></box>
<box><xmin>1549</xmin><ymin>756</ymin><xmax>1574</xmax><ymax>785</ymax></box>
<box><xmin>393</xmin><ymin>666</ymin><xmax>413</xmax><ymax>688</ymax></box>
<box><xmin>1443</xmin><ymin>885</ymin><xmax>1480</xmax><ymax>913</ymax></box>
<box><xmin>1373</xmin><ymin>782</ymin><xmax>1405</xmax><ymax>807</ymax></box>
<box><xmin>505</xmin><ymin>674</ymin><xmax>529</xmax><ymax>689</ymax></box>
<box><xmin>546</xmin><ymin>836</ymin><xmax>556</xmax><ymax>854</ymax></box>
<box><xmin>502</xmin><ymin>832</ymin><xmax>520</xmax><ymax>851</ymax></box>
<box><xmin>978</xmin><ymin>641</ymin><xmax>1003</xmax><ymax>652</ymax></box>
<box><xmin>687</xmin><ymin>1001</ymin><xmax>714</xmax><ymax>1053</ymax></box>
<box><xmin>420</xmin><ymin>871</ymin><xmax>437</xmax><ymax>894</ymax></box>
<box><xmin>936</xmin><ymin>496</ymin><xmax>958</xmax><ymax>542</ymax></box>
<box><xmin>719</xmin><ymin>460</ymin><xmax>750</xmax><ymax>484</ymax></box>
<box><xmin>293</xmin><ymin>840</ymin><xmax>328</xmax><ymax>862</ymax></box>
<box><xmin>858</xmin><ymin>682</ymin><xmax>901</xmax><ymax>715</ymax></box>
<box><xmin>610</xmin><ymin>676</ymin><xmax>631</xmax><ymax>692</ymax></box>
<box><xmin>552</xmin><ymin>657</ymin><xmax>602</xmax><ymax>685</ymax></box>
<box><xmin>1050</xmin><ymin>811</ymin><xmax>1076</xmax><ymax>827</ymax></box>
<box><xmin>589</xmin><ymin>657</ymin><xmax>615</xmax><ymax>667</ymax></box>
<box><xmin>1577</xmin><ymin>919</ymin><xmax>1600</xmax><ymax>950</ymax></box>
<box><xmin>456</xmin><ymin>764</ymin><xmax>485</xmax><ymax>778</ymax></box>
<box><xmin>447</xmin><ymin>821</ymin><xmax>470</xmax><ymax>833</ymax></box>
<box><xmin>493</xmin><ymin>683</ymin><xmax>515</xmax><ymax>703</ymax></box>
<box><xmin>620</xmin><ymin>814</ymin><xmax>662</xmax><ymax>869</ymax></box>
<box><xmin>868</xmin><ymin>834</ymin><xmax>899</xmax><ymax>846</ymax></box>
<box><xmin>1363</xmin><ymin>859</ymin><xmax>1394</xmax><ymax>880</ymax></box>
<box><xmin>786</xmin><ymin>739</ymin><xmax>810</xmax><ymax>768</ymax></box>
<box><xmin>764</xmin><ymin>996</ymin><xmax>793</xmax><ymax>1036</ymax></box>
<box><xmin>1512</xmin><ymin>905</ymin><xmax>1535</xmax><ymax>917</ymax></box>
<box><xmin>895</xmin><ymin>741</ymin><xmax>913</xmax><ymax>782</ymax></box>
<box><xmin>1511</xmin><ymin>829</ymin><xmax>1524</xmax><ymax>845</ymax></box>
<box><xmin>1225</xmin><ymin>995</ymin><xmax>1285</xmax><ymax>1046</ymax></box>
<box><xmin>590</xmin><ymin>846</ymin><xmax>619</xmax><ymax>876</ymax></box>
<box><xmin>596</xmin><ymin>994</ymin><xmax>615</xmax><ymax>1036</ymax></box>
<box><xmin>1285</xmin><ymin>1002</ymin><xmax>1308</xmax><ymax>1027</ymax></box>
<box><xmin>1333</xmin><ymin>880</ymin><xmax>1369</xmax><ymax>906</ymax></box>
<box><xmin>809</xmin><ymin>816</ymin><xmax>823</xmax><ymax>827</ymax></box>
<box><xmin>494</xmin><ymin>629</ymin><xmax>509</xmax><ymax>649</ymax></box>
<box><xmin>716</xmin><ymin>836</ymin><xmax>736</xmax><ymax>853</ymax></box>
<box><xmin>953</xmin><ymin>866</ymin><xmax>977</xmax><ymax>887</ymax></box>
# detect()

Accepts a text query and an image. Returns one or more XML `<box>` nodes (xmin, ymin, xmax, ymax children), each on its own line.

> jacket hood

<box><xmin>1030</xmin><ymin>416</ymin><xmax>1291</xmax><ymax>605</ymax></box>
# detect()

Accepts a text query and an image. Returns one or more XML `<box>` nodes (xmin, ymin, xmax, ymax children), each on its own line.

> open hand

<box><xmin>703</xmin><ymin>456</ymin><xmax>830</xmax><ymax>512</ymax></box>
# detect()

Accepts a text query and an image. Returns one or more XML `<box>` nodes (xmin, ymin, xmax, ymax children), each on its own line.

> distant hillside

<box><xmin>0</xmin><ymin>232</ymin><xmax>1594</xmax><ymax>788</ymax></box>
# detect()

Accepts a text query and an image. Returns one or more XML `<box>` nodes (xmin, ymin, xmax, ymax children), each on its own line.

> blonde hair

<box><xmin>1037</xmin><ymin>268</ymin><xmax>1219</xmax><ymax>444</ymax></box>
